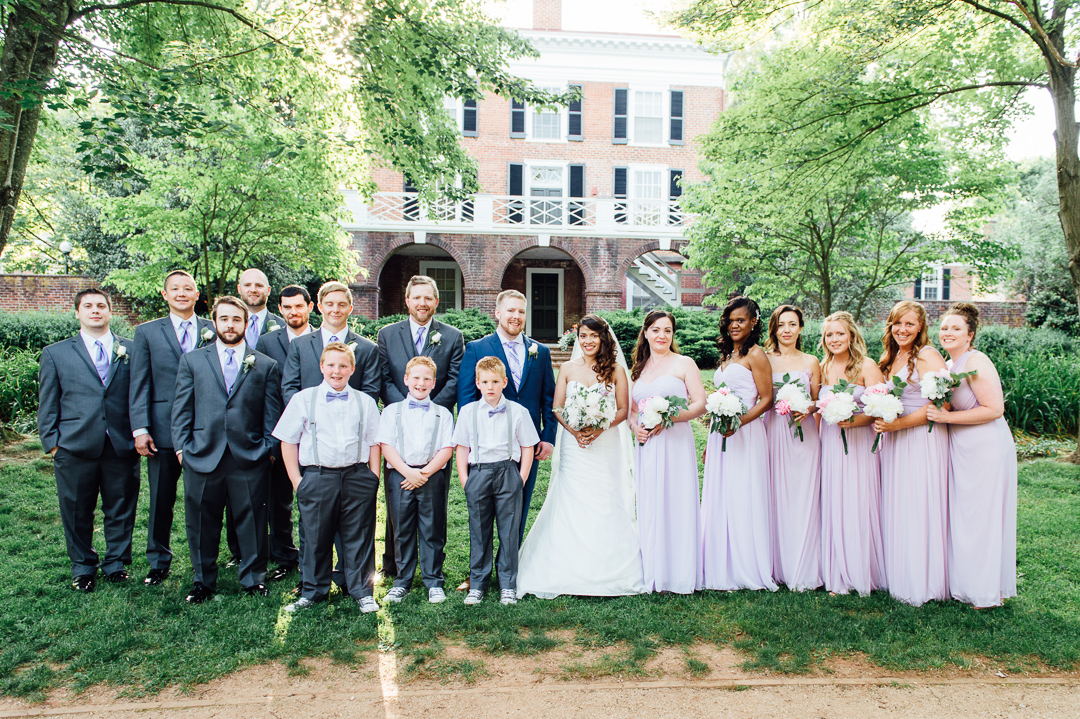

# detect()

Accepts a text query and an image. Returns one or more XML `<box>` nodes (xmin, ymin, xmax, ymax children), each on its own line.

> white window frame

<box><xmin>525</xmin><ymin>267</ymin><xmax>565</xmax><ymax>338</ymax></box>
<box><xmin>526</xmin><ymin>86</ymin><xmax>568</xmax><ymax>143</ymax></box>
<box><xmin>915</xmin><ymin>265</ymin><xmax>944</xmax><ymax>301</ymax></box>
<box><xmin>419</xmin><ymin>260</ymin><xmax>462</xmax><ymax>312</ymax></box>
<box><xmin>525</xmin><ymin>160</ymin><xmax>570</xmax><ymax>196</ymax></box>
<box><xmin>628</xmin><ymin>163</ymin><xmax>667</xmax><ymax>200</ymax></box>
<box><xmin>625</xmin><ymin>86</ymin><xmax>670</xmax><ymax>147</ymax></box>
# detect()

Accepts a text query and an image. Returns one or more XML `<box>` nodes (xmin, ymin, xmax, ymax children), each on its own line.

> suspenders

<box><xmin>470</xmin><ymin>402</ymin><xmax>515</xmax><ymax>463</ymax></box>
<box><xmin>307</xmin><ymin>387</ymin><xmax>365</xmax><ymax>467</ymax></box>
<box><xmin>396</xmin><ymin>404</ymin><xmax>442</xmax><ymax>466</ymax></box>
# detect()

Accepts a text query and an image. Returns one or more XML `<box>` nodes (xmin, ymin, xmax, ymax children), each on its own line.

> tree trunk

<box><xmin>0</xmin><ymin>0</ymin><xmax>78</xmax><ymax>256</ymax></box>
<box><xmin>1046</xmin><ymin>52</ymin><xmax>1080</xmax><ymax>462</ymax></box>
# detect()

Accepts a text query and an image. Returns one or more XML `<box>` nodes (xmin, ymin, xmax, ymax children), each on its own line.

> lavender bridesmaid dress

<box><xmin>633</xmin><ymin>375</ymin><xmax>699</xmax><ymax>594</ymax></box>
<box><xmin>767</xmin><ymin>370</ymin><xmax>822</xmax><ymax>591</ymax></box>
<box><xmin>820</xmin><ymin>385</ymin><xmax>886</xmax><ymax>596</ymax></box>
<box><xmin>946</xmin><ymin>350</ymin><xmax>1017</xmax><ymax>607</ymax></box>
<box><xmin>879</xmin><ymin>362</ymin><xmax>949</xmax><ymax>606</ymax></box>
<box><xmin>699</xmin><ymin>364</ymin><xmax>777</xmax><ymax>591</ymax></box>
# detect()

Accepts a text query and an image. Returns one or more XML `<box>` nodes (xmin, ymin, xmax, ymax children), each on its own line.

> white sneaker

<box><xmin>385</xmin><ymin>587</ymin><xmax>407</xmax><ymax>603</ymax></box>
<box><xmin>284</xmin><ymin>597</ymin><xmax>314</xmax><ymax>613</ymax></box>
<box><xmin>357</xmin><ymin>595</ymin><xmax>379</xmax><ymax>613</ymax></box>
<box><xmin>428</xmin><ymin>587</ymin><xmax>446</xmax><ymax>604</ymax></box>
<box><xmin>500</xmin><ymin>589</ymin><xmax>517</xmax><ymax>605</ymax></box>
<box><xmin>464</xmin><ymin>589</ymin><xmax>484</xmax><ymax>605</ymax></box>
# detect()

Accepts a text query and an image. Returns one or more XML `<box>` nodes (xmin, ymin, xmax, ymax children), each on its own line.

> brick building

<box><xmin>342</xmin><ymin>0</ymin><xmax>727</xmax><ymax>341</ymax></box>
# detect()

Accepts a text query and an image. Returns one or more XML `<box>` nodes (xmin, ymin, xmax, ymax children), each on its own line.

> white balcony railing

<box><xmin>345</xmin><ymin>191</ymin><xmax>689</xmax><ymax>238</ymax></box>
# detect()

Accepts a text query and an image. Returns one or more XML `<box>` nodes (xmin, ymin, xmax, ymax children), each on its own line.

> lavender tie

<box><xmin>415</xmin><ymin>326</ymin><xmax>426</xmax><ymax>354</ymax></box>
<box><xmin>223</xmin><ymin>348</ymin><xmax>238</xmax><ymax>394</ymax></box>
<box><xmin>504</xmin><ymin>341</ymin><xmax>522</xmax><ymax>388</ymax></box>
<box><xmin>245</xmin><ymin>315</ymin><xmax>260</xmax><ymax>348</ymax></box>
<box><xmin>93</xmin><ymin>340</ymin><xmax>110</xmax><ymax>385</ymax></box>
<box><xmin>179</xmin><ymin>320</ymin><xmax>193</xmax><ymax>353</ymax></box>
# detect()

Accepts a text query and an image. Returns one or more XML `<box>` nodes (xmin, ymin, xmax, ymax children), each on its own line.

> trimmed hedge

<box><xmin>0</xmin><ymin>349</ymin><xmax>40</xmax><ymax>426</ymax></box>
<box><xmin>359</xmin><ymin>308</ymin><xmax>497</xmax><ymax>346</ymax></box>
<box><xmin>0</xmin><ymin>311</ymin><xmax>134</xmax><ymax>352</ymax></box>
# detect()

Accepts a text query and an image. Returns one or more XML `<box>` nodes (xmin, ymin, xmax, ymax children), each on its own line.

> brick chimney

<box><xmin>533</xmin><ymin>0</ymin><xmax>562</xmax><ymax>31</ymax></box>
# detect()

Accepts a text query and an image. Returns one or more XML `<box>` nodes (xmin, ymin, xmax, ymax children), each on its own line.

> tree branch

<box><xmin>1003</xmin><ymin>0</ymin><xmax>1077</xmax><ymax>67</ymax></box>
<box><xmin>74</xmin><ymin>0</ymin><xmax>286</xmax><ymax>46</ymax></box>
<box><xmin>957</xmin><ymin>0</ymin><xmax>1035</xmax><ymax>40</ymax></box>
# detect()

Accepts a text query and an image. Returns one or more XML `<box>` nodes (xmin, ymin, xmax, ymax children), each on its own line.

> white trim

<box><xmin>626</xmin><ymin>87</ymin><xmax>668</xmax><ymax>147</ymax></box>
<box><xmin>419</xmin><ymin>260</ymin><xmax>462</xmax><ymax>312</ymax></box>
<box><xmin>525</xmin><ymin>85</ymin><xmax>569</xmax><ymax>143</ymax></box>
<box><xmin>524</xmin><ymin>160</ymin><xmax>570</xmax><ymax>196</ymax></box>
<box><xmin>525</xmin><ymin>268</ymin><xmax>565</xmax><ymax>338</ymax></box>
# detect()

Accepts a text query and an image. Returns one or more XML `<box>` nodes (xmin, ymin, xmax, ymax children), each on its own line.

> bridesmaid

<box><xmin>629</xmin><ymin>309</ymin><xmax>707</xmax><ymax>593</ymax></box>
<box><xmin>873</xmin><ymin>300</ymin><xmax>950</xmax><ymax>606</ymax></box>
<box><xmin>700</xmin><ymin>296</ymin><xmax>776</xmax><ymax>592</ymax></box>
<box><xmin>764</xmin><ymin>305</ymin><xmax>823</xmax><ymax>591</ymax></box>
<box><xmin>929</xmin><ymin>303</ymin><xmax>1017</xmax><ymax>608</ymax></box>
<box><xmin>819</xmin><ymin>311</ymin><xmax>886</xmax><ymax>596</ymax></box>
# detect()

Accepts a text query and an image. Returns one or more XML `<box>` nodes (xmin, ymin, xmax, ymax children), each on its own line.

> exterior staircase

<box><xmin>627</xmin><ymin>252</ymin><xmax>682</xmax><ymax>308</ymax></box>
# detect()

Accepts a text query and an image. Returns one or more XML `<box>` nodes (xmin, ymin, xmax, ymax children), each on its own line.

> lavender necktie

<box><xmin>504</xmin><ymin>341</ymin><xmax>522</xmax><ymax>388</ymax></box>
<box><xmin>93</xmin><ymin>340</ymin><xmax>110</xmax><ymax>385</ymax></box>
<box><xmin>179</xmin><ymin>320</ymin><xmax>193</xmax><ymax>353</ymax></box>
<box><xmin>415</xmin><ymin>326</ymin><xmax>426</xmax><ymax>354</ymax></box>
<box><xmin>223</xmin><ymin>348</ymin><xmax>238</xmax><ymax>394</ymax></box>
<box><xmin>245</xmin><ymin>315</ymin><xmax>260</xmax><ymax>348</ymax></box>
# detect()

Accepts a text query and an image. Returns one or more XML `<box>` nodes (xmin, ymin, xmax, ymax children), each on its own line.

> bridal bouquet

<box><xmin>862</xmin><ymin>377</ymin><xmax>907</xmax><ymax>454</ymax></box>
<box><xmin>919</xmin><ymin>368</ymin><xmax>978</xmax><ymax>433</ymax></box>
<box><xmin>817</xmin><ymin>378</ymin><xmax>860</xmax><ymax>455</ymax></box>
<box><xmin>560</xmin><ymin>382</ymin><xmax>617</xmax><ymax>432</ymax></box>
<box><xmin>637</xmin><ymin>394</ymin><xmax>688</xmax><ymax>446</ymax></box>
<box><xmin>705</xmin><ymin>384</ymin><xmax>748</xmax><ymax>452</ymax></box>
<box><xmin>773</xmin><ymin>372</ymin><xmax>814</xmax><ymax>442</ymax></box>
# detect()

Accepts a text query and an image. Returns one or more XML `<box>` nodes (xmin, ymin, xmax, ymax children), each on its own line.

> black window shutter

<box><xmin>568</xmin><ymin>85</ymin><xmax>583</xmax><ymax>140</ymax></box>
<box><xmin>914</xmin><ymin>277</ymin><xmax>922</xmax><ymax>300</ymax></box>
<box><xmin>507</xmin><ymin>163</ymin><xmax>524</xmax><ymax>224</ymax></box>
<box><xmin>463</xmin><ymin>99</ymin><xmax>478</xmax><ymax>136</ymax></box>
<box><xmin>668</xmin><ymin>169</ymin><xmax>683</xmax><ymax>199</ymax></box>
<box><xmin>511</xmin><ymin>100</ymin><xmax>526</xmax><ymax>137</ymax></box>
<box><xmin>613</xmin><ymin>88</ymin><xmax>628</xmax><ymax>144</ymax></box>
<box><xmin>669</xmin><ymin>90</ymin><xmax>684</xmax><ymax>144</ymax></box>
<box><xmin>613</xmin><ymin>166</ymin><xmax>628</xmax><ymax>224</ymax></box>
<box><xmin>569</xmin><ymin>165</ymin><xmax>585</xmax><ymax>197</ymax></box>
<box><xmin>942</xmin><ymin>268</ymin><xmax>951</xmax><ymax>301</ymax></box>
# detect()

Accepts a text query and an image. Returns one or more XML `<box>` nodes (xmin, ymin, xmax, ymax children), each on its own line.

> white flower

<box><xmin>267</xmin><ymin>321</ymin><xmax>281</xmax><ymax>332</ymax></box>
<box><xmin>527</xmin><ymin>342</ymin><xmax>538</xmax><ymax>357</ymax></box>
<box><xmin>201</xmin><ymin>328</ymin><xmax>215</xmax><ymax>345</ymax></box>
<box><xmin>862</xmin><ymin>387</ymin><xmax>904</xmax><ymax>424</ymax></box>
<box><xmin>820</xmin><ymin>393</ymin><xmax>858</xmax><ymax>425</ymax></box>
<box><xmin>347</xmin><ymin>341</ymin><xmax>358</xmax><ymax>352</ymax></box>
<box><xmin>776</xmin><ymin>382</ymin><xmax>813</xmax><ymax>414</ymax></box>
<box><xmin>644</xmin><ymin>396</ymin><xmax>670</xmax><ymax>413</ymax></box>
<box><xmin>639</xmin><ymin>409</ymin><xmax>663</xmax><ymax>429</ymax></box>
<box><xmin>113</xmin><ymin>341</ymin><xmax>129</xmax><ymax>363</ymax></box>
<box><xmin>242</xmin><ymin>354</ymin><xmax>256</xmax><ymax>373</ymax></box>
<box><xmin>430</xmin><ymin>331</ymin><xmax>442</xmax><ymax>345</ymax></box>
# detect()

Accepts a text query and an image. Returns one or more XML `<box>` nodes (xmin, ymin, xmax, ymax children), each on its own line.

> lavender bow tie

<box><xmin>326</xmin><ymin>391</ymin><xmax>350</xmax><ymax>402</ymax></box>
<box><xmin>409</xmin><ymin>399</ymin><xmax>431</xmax><ymax>411</ymax></box>
<box><xmin>488</xmin><ymin>405</ymin><xmax>506</xmax><ymax>418</ymax></box>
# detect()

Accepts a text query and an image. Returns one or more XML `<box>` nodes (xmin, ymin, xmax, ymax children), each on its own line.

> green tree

<box><xmin>672</xmin><ymin>0</ymin><xmax>1080</xmax><ymax>459</ymax></box>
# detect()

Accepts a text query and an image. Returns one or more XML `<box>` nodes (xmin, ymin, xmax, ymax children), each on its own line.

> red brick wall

<box><xmin>502</xmin><ymin>257</ymin><xmax>585</xmax><ymax>327</ymax></box>
<box><xmin>533</xmin><ymin>0</ymin><xmax>561</xmax><ymax>30</ymax></box>
<box><xmin>0</xmin><ymin>274</ymin><xmax>141</xmax><ymax>324</ymax></box>
<box><xmin>872</xmin><ymin>300</ymin><xmax>1028</xmax><ymax>328</ymax></box>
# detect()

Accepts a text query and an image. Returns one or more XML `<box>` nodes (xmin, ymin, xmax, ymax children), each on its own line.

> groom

<box><xmin>457</xmin><ymin>289</ymin><xmax>556</xmax><ymax>588</ymax></box>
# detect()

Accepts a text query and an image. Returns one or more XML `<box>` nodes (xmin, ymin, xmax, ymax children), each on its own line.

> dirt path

<box><xmin>2</xmin><ymin>643</ymin><xmax>1078</xmax><ymax>718</ymax></box>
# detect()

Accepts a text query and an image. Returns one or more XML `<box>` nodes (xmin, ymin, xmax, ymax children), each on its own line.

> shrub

<box><xmin>358</xmin><ymin>308</ymin><xmax>497</xmax><ymax>346</ymax></box>
<box><xmin>0</xmin><ymin>349</ymin><xmax>40</xmax><ymax>426</ymax></box>
<box><xmin>0</xmin><ymin>311</ymin><xmax>134</xmax><ymax>352</ymax></box>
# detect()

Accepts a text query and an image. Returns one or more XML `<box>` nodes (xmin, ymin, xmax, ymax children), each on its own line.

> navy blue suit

<box><xmin>457</xmin><ymin>333</ymin><xmax>556</xmax><ymax>541</ymax></box>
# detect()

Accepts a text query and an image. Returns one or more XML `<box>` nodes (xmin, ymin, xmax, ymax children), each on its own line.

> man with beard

<box><xmin>172</xmin><ymin>296</ymin><xmax>283</xmax><ymax>603</ymax></box>
<box><xmin>255</xmin><ymin>285</ymin><xmax>314</xmax><ymax>581</ymax></box>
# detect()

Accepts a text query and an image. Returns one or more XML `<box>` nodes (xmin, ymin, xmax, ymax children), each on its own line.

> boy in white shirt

<box><xmin>273</xmin><ymin>342</ymin><xmax>383</xmax><ymax>613</ymax></box>
<box><xmin>377</xmin><ymin>356</ymin><xmax>455</xmax><ymax>605</ymax></box>
<box><xmin>453</xmin><ymin>356</ymin><xmax>539</xmax><ymax>606</ymax></box>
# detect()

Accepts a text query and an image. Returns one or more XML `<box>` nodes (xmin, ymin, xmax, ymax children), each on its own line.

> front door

<box><xmin>530</xmin><ymin>272</ymin><xmax>560</xmax><ymax>341</ymax></box>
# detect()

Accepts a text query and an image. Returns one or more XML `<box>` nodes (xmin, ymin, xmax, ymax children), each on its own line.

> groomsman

<box><xmin>38</xmin><ymin>289</ymin><xmax>140</xmax><ymax>591</ymax></box>
<box><xmin>377</xmin><ymin>275</ymin><xmax>463</xmax><ymax>575</ymax></box>
<box><xmin>172</xmin><ymin>296</ymin><xmax>283</xmax><ymax>603</ymax></box>
<box><xmin>254</xmin><ymin>284</ymin><xmax>314</xmax><ymax>580</ymax></box>
<box><xmin>457</xmin><ymin>290</ymin><xmax>556</xmax><ymax>590</ymax></box>
<box><xmin>237</xmin><ymin>268</ymin><xmax>286</xmax><ymax>348</ymax></box>
<box><xmin>129</xmin><ymin>270</ymin><xmax>216</xmax><ymax>586</ymax></box>
<box><xmin>282</xmin><ymin>280</ymin><xmax>379</xmax><ymax>404</ymax></box>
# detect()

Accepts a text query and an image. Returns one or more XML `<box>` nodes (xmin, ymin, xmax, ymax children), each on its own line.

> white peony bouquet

<box><xmin>773</xmin><ymin>372</ymin><xmax>814</xmax><ymax>442</ymax></box>
<box><xmin>861</xmin><ymin>377</ymin><xmax>907</xmax><ymax>453</ymax></box>
<box><xmin>705</xmin><ymin>383</ymin><xmax>748</xmax><ymax>452</ymax></box>
<box><xmin>817</xmin><ymin>378</ymin><xmax>860</xmax><ymax>455</ymax></box>
<box><xmin>637</xmin><ymin>394</ymin><xmax>688</xmax><ymax>446</ymax></box>
<box><xmin>919</xmin><ymin>368</ymin><xmax>977</xmax><ymax>433</ymax></box>
<box><xmin>559</xmin><ymin>382</ymin><xmax>617</xmax><ymax>433</ymax></box>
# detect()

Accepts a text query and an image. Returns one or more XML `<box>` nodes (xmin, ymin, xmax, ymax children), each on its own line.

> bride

<box><xmin>517</xmin><ymin>314</ymin><xmax>646</xmax><ymax>599</ymax></box>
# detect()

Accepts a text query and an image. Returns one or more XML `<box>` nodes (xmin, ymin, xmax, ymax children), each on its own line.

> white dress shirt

<box><xmin>79</xmin><ymin>329</ymin><xmax>115</xmax><ymax>364</ymax></box>
<box><xmin>320</xmin><ymin>324</ymin><xmax>349</xmax><ymax>347</ymax></box>
<box><xmin>169</xmin><ymin>312</ymin><xmax>199</xmax><ymax>348</ymax></box>
<box><xmin>452</xmin><ymin>397</ymin><xmax>539</xmax><ymax>463</ymax></box>
<box><xmin>249</xmin><ymin>308</ymin><xmax>268</xmax><ymax>331</ymax></box>
<box><xmin>216</xmin><ymin>339</ymin><xmax>246</xmax><ymax>365</ymax></box>
<box><xmin>375</xmin><ymin>395</ymin><xmax>454</xmax><ymax>466</ymax></box>
<box><xmin>408</xmin><ymin>317</ymin><xmax>434</xmax><ymax>354</ymax></box>
<box><xmin>273</xmin><ymin>381</ymin><xmax>381</xmax><ymax>467</ymax></box>
<box><xmin>287</xmin><ymin>324</ymin><xmax>313</xmax><ymax>342</ymax></box>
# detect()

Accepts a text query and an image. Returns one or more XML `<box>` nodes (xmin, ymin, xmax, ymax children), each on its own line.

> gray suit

<box><xmin>38</xmin><ymin>334</ymin><xmax>140</xmax><ymax>578</ymax></box>
<box><xmin>282</xmin><ymin>329</ymin><xmax>380</xmax><ymax>405</ymax></box>
<box><xmin>129</xmin><ymin>315</ymin><xmax>217</xmax><ymax>571</ymax></box>
<box><xmin>171</xmin><ymin>345</ymin><xmax>283</xmax><ymax>590</ymax></box>
<box><xmin>377</xmin><ymin>319</ymin><xmax>463</xmax><ymax>575</ymax></box>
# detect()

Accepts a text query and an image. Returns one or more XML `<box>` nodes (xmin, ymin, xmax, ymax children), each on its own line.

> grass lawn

<box><xmin>1</xmin><ymin>429</ymin><xmax>1078</xmax><ymax>701</ymax></box>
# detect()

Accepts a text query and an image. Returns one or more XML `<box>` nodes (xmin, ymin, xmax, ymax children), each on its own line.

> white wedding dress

<box><xmin>516</xmin><ymin>376</ymin><xmax>646</xmax><ymax>599</ymax></box>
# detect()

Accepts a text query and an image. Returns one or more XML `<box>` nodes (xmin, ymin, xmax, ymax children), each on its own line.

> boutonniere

<box><xmin>113</xmin><ymin>341</ymin><xmax>129</xmax><ymax>364</ymax></box>
<box><xmin>347</xmin><ymin>341</ymin><xmax>358</xmax><ymax>353</ymax></box>
<box><xmin>527</xmin><ymin>342</ymin><xmax>538</xmax><ymax>358</ymax></box>
<box><xmin>199</xmin><ymin>328</ymin><xmax>215</xmax><ymax>347</ymax></box>
<box><xmin>242</xmin><ymin>354</ymin><xmax>256</xmax><ymax>374</ymax></box>
<box><xmin>267</xmin><ymin>321</ymin><xmax>281</xmax><ymax>332</ymax></box>
<box><xmin>429</xmin><ymin>331</ymin><xmax>442</xmax><ymax>346</ymax></box>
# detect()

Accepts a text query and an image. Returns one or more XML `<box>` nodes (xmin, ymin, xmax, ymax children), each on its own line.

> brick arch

<box><xmin>615</xmin><ymin>238</ymin><xmax>690</xmax><ymax>282</ymax></box>
<box><xmin>496</xmin><ymin>237</ymin><xmax>593</xmax><ymax>293</ymax></box>
<box><xmin>368</xmin><ymin>234</ymin><xmax>477</xmax><ymax>288</ymax></box>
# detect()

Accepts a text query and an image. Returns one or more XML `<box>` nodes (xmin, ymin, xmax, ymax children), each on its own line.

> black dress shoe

<box><xmin>245</xmin><ymin>583</ymin><xmax>270</xmax><ymax>597</ymax></box>
<box><xmin>72</xmin><ymin>575</ymin><xmax>95</xmax><ymax>593</ymax></box>
<box><xmin>185</xmin><ymin>583</ymin><xmax>213</xmax><ymax>604</ymax></box>
<box><xmin>267</xmin><ymin>566</ymin><xmax>294</xmax><ymax>582</ymax></box>
<box><xmin>224</xmin><ymin>556</ymin><xmax>241</xmax><ymax>569</ymax></box>
<box><xmin>105</xmin><ymin>569</ymin><xmax>129</xmax><ymax>583</ymax></box>
<box><xmin>144</xmin><ymin>567</ymin><xmax>170</xmax><ymax>586</ymax></box>
<box><xmin>290</xmin><ymin>581</ymin><xmax>303</xmax><ymax>596</ymax></box>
